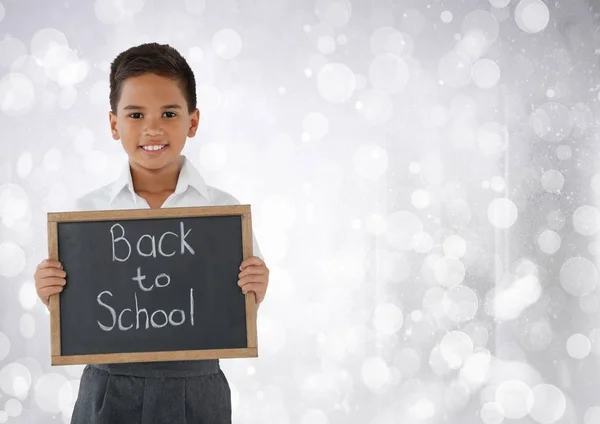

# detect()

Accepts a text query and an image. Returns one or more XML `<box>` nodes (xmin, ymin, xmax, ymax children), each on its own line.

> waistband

<box><xmin>91</xmin><ymin>359</ymin><xmax>220</xmax><ymax>378</ymax></box>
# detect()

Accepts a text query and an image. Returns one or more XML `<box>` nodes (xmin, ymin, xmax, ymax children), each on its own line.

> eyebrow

<box><xmin>123</xmin><ymin>104</ymin><xmax>183</xmax><ymax>110</ymax></box>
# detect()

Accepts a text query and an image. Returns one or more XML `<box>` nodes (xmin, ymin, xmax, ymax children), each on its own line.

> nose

<box><xmin>143</xmin><ymin>115</ymin><xmax>164</xmax><ymax>136</ymax></box>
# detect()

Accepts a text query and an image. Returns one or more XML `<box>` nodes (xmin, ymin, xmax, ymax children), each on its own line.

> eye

<box><xmin>129</xmin><ymin>113</ymin><xmax>143</xmax><ymax>119</ymax></box>
<box><xmin>163</xmin><ymin>111</ymin><xmax>177</xmax><ymax>118</ymax></box>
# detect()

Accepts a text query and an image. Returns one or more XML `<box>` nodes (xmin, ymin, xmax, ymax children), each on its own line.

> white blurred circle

<box><xmin>302</xmin><ymin>113</ymin><xmax>329</xmax><ymax>141</ymax></box>
<box><xmin>317</xmin><ymin>36</ymin><xmax>336</xmax><ymax>55</ymax></box>
<box><xmin>441</xmin><ymin>11</ymin><xmax>453</xmax><ymax>23</ymax></box>
<box><xmin>515</xmin><ymin>0</ymin><xmax>550</xmax><ymax>33</ymax></box>
<box><xmin>385</xmin><ymin>211</ymin><xmax>423</xmax><ymax>250</ymax></box>
<box><xmin>411</xmin><ymin>232</ymin><xmax>434</xmax><ymax>254</ymax></box>
<box><xmin>0</xmin><ymin>73</ymin><xmax>35</xmax><ymax>116</ymax></box>
<box><xmin>440</xmin><ymin>331</ymin><xmax>473</xmax><ymax>369</ymax></box>
<box><xmin>212</xmin><ymin>29</ymin><xmax>243</xmax><ymax>60</ymax></box>
<box><xmin>585</xmin><ymin>407</ymin><xmax>600</xmax><ymax>424</ymax></box>
<box><xmin>19</xmin><ymin>282</ymin><xmax>37</xmax><ymax>310</ymax></box>
<box><xmin>411</xmin><ymin>189</ymin><xmax>430</xmax><ymax>209</ymax></box>
<box><xmin>530</xmin><ymin>102</ymin><xmax>572</xmax><ymax>143</ymax></box>
<box><xmin>366</xmin><ymin>214</ymin><xmax>386</xmax><ymax>236</ymax></box>
<box><xmin>481</xmin><ymin>402</ymin><xmax>505</xmax><ymax>424</ymax></box>
<box><xmin>538</xmin><ymin>230</ymin><xmax>561</xmax><ymax>254</ymax></box>
<box><xmin>370</xmin><ymin>27</ymin><xmax>409</xmax><ymax>56</ymax></box>
<box><xmin>353</xmin><ymin>144</ymin><xmax>388</xmax><ymax>180</ymax></box>
<box><xmin>34</xmin><ymin>373</ymin><xmax>69</xmax><ymax>413</ymax></box>
<box><xmin>30</xmin><ymin>28</ymin><xmax>69</xmax><ymax>66</ymax></box>
<box><xmin>490</xmin><ymin>0</ymin><xmax>511</xmax><ymax>7</ymax></box>
<box><xmin>442</xmin><ymin>286</ymin><xmax>479</xmax><ymax>323</ymax></box>
<box><xmin>317</xmin><ymin>63</ymin><xmax>356</xmax><ymax>103</ymax></box>
<box><xmin>0</xmin><ymin>363</ymin><xmax>32</xmax><ymax>397</ymax></box>
<box><xmin>472</xmin><ymin>58</ymin><xmax>500</xmax><ymax>88</ymax></box>
<box><xmin>5</xmin><ymin>398</ymin><xmax>22</xmax><ymax>417</ymax></box>
<box><xmin>488</xmin><ymin>198</ymin><xmax>518</xmax><ymax>229</ymax></box>
<box><xmin>361</xmin><ymin>357</ymin><xmax>390</xmax><ymax>392</ymax></box>
<box><xmin>0</xmin><ymin>37</ymin><xmax>27</xmax><ymax>68</ymax></box>
<box><xmin>443</xmin><ymin>286</ymin><xmax>478</xmax><ymax>323</ymax></box>
<box><xmin>16</xmin><ymin>152</ymin><xmax>33</xmax><ymax>179</ymax></box>
<box><xmin>0</xmin><ymin>333</ymin><xmax>9</xmax><ymax>362</ymax></box>
<box><xmin>373</xmin><ymin>303</ymin><xmax>403</xmax><ymax>335</ymax></box>
<box><xmin>434</xmin><ymin>257</ymin><xmax>466</xmax><ymax>288</ymax></box>
<box><xmin>566</xmin><ymin>333</ymin><xmax>591</xmax><ymax>359</ymax></box>
<box><xmin>462</xmin><ymin>9</ymin><xmax>500</xmax><ymax>44</ymax></box>
<box><xmin>496</xmin><ymin>380</ymin><xmax>534</xmax><ymax>419</ymax></box>
<box><xmin>0</xmin><ymin>242</ymin><xmax>26</xmax><ymax>278</ymax></box>
<box><xmin>591</xmin><ymin>174</ymin><xmax>600</xmax><ymax>195</ymax></box>
<box><xmin>443</xmin><ymin>235</ymin><xmax>467</xmax><ymax>258</ymax></box>
<box><xmin>199</xmin><ymin>142</ymin><xmax>228</xmax><ymax>171</ymax></box>
<box><xmin>573</xmin><ymin>205</ymin><xmax>600</xmax><ymax>236</ymax></box>
<box><xmin>357</xmin><ymin>89</ymin><xmax>394</xmax><ymax>125</ymax></box>
<box><xmin>315</xmin><ymin>0</ymin><xmax>352</xmax><ymax>28</ymax></box>
<box><xmin>94</xmin><ymin>0</ymin><xmax>123</xmax><ymax>24</ymax></box>
<box><xmin>541</xmin><ymin>170</ymin><xmax>564</xmax><ymax>193</ymax></box>
<box><xmin>557</xmin><ymin>146</ymin><xmax>572</xmax><ymax>161</ymax></box>
<box><xmin>560</xmin><ymin>257</ymin><xmax>597</xmax><ymax>297</ymax></box>
<box><xmin>0</xmin><ymin>3</ymin><xmax>5</xmax><ymax>23</ymax></box>
<box><xmin>43</xmin><ymin>148</ymin><xmax>62</xmax><ymax>172</ymax></box>
<box><xmin>529</xmin><ymin>384</ymin><xmax>566</xmax><ymax>424</ymax></box>
<box><xmin>20</xmin><ymin>314</ymin><xmax>35</xmax><ymax>339</ymax></box>
<box><xmin>369</xmin><ymin>54</ymin><xmax>409</xmax><ymax>93</ymax></box>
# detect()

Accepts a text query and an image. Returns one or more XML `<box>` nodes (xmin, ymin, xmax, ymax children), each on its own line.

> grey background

<box><xmin>1</xmin><ymin>0</ymin><xmax>600</xmax><ymax>423</ymax></box>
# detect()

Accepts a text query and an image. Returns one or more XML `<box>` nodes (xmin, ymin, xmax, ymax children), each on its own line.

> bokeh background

<box><xmin>1</xmin><ymin>0</ymin><xmax>600</xmax><ymax>422</ymax></box>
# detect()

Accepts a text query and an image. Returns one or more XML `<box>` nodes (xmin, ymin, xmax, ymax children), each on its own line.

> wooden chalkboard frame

<box><xmin>47</xmin><ymin>205</ymin><xmax>258</xmax><ymax>366</ymax></box>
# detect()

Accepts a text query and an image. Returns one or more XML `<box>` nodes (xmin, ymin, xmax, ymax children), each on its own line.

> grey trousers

<box><xmin>71</xmin><ymin>362</ymin><xmax>231</xmax><ymax>424</ymax></box>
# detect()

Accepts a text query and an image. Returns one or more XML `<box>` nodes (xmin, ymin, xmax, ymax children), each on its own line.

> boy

<box><xmin>34</xmin><ymin>43</ymin><xmax>269</xmax><ymax>423</ymax></box>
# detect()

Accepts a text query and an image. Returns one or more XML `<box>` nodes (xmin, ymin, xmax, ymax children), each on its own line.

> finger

<box><xmin>238</xmin><ymin>266</ymin><xmax>268</xmax><ymax>279</ymax></box>
<box><xmin>240</xmin><ymin>282</ymin><xmax>265</xmax><ymax>296</ymax></box>
<box><xmin>38</xmin><ymin>286</ymin><xmax>64</xmax><ymax>305</ymax></box>
<box><xmin>38</xmin><ymin>260</ymin><xmax>63</xmax><ymax>270</ymax></box>
<box><xmin>35</xmin><ymin>268</ymin><xmax>66</xmax><ymax>280</ymax></box>
<box><xmin>238</xmin><ymin>275</ymin><xmax>267</xmax><ymax>288</ymax></box>
<box><xmin>37</xmin><ymin>278</ymin><xmax>66</xmax><ymax>288</ymax></box>
<box><xmin>240</xmin><ymin>256</ymin><xmax>264</xmax><ymax>270</ymax></box>
<box><xmin>240</xmin><ymin>284</ymin><xmax>266</xmax><ymax>304</ymax></box>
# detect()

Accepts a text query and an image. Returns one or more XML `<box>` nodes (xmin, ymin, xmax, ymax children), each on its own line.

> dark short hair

<box><xmin>109</xmin><ymin>43</ymin><xmax>197</xmax><ymax>113</ymax></box>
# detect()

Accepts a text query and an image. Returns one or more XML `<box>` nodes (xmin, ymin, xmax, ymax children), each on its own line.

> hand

<box><xmin>34</xmin><ymin>259</ymin><xmax>66</xmax><ymax>307</ymax></box>
<box><xmin>238</xmin><ymin>256</ymin><xmax>269</xmax><ymax>305</ymax></box>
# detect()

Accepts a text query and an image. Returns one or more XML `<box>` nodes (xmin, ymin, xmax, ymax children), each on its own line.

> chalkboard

<box><xmin>47</xmin><ymin>205</ymin><xmax>257</xmax><ymax>366</ymax></box>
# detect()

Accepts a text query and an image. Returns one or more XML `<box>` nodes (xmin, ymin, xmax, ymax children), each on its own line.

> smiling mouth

<box><xmin>140</xmin><ymin>145</ymin><xmax>168</xmax><ymax>152</ymax></box>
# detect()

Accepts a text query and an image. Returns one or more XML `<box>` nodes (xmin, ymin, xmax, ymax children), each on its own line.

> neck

<box><xmin>130</xmin><ymin>157</ymin><xmax>181</xmax><ymax>194</ymax></box>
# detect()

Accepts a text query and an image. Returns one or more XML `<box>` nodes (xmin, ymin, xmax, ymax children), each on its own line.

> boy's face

<box><xmin>109</xmin><ymin>73</ymin><xmax>200</xmax><ymax>173</ymax></box>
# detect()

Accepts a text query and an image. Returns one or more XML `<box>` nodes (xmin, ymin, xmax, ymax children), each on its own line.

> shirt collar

<box><xmin>108</xmin><ymin>155</ymin><xmax>211</xmax><ymax>206</ymax></box>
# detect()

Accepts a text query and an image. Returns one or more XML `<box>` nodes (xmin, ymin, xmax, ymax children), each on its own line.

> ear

<box><xmin>187</xmin><ymin>108</ymin><xmax>200</xmax><ymax>138</ymax></box>
<box><xmin>109</xmin><ymin>111</ymin><xmax>120</xmax><ymax>140</ymax></box>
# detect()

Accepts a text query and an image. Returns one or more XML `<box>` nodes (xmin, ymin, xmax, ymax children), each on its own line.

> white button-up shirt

<box><xmin>75</xmin><ymin>155</ymin><xmax>262</xmax><ymax>258</ymax></box>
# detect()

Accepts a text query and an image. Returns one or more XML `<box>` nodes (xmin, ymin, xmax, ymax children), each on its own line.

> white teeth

<box><xmin>142</xmin><ymin>145</ymin><xmax>166</xmax><ymax>151</ymax></box>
